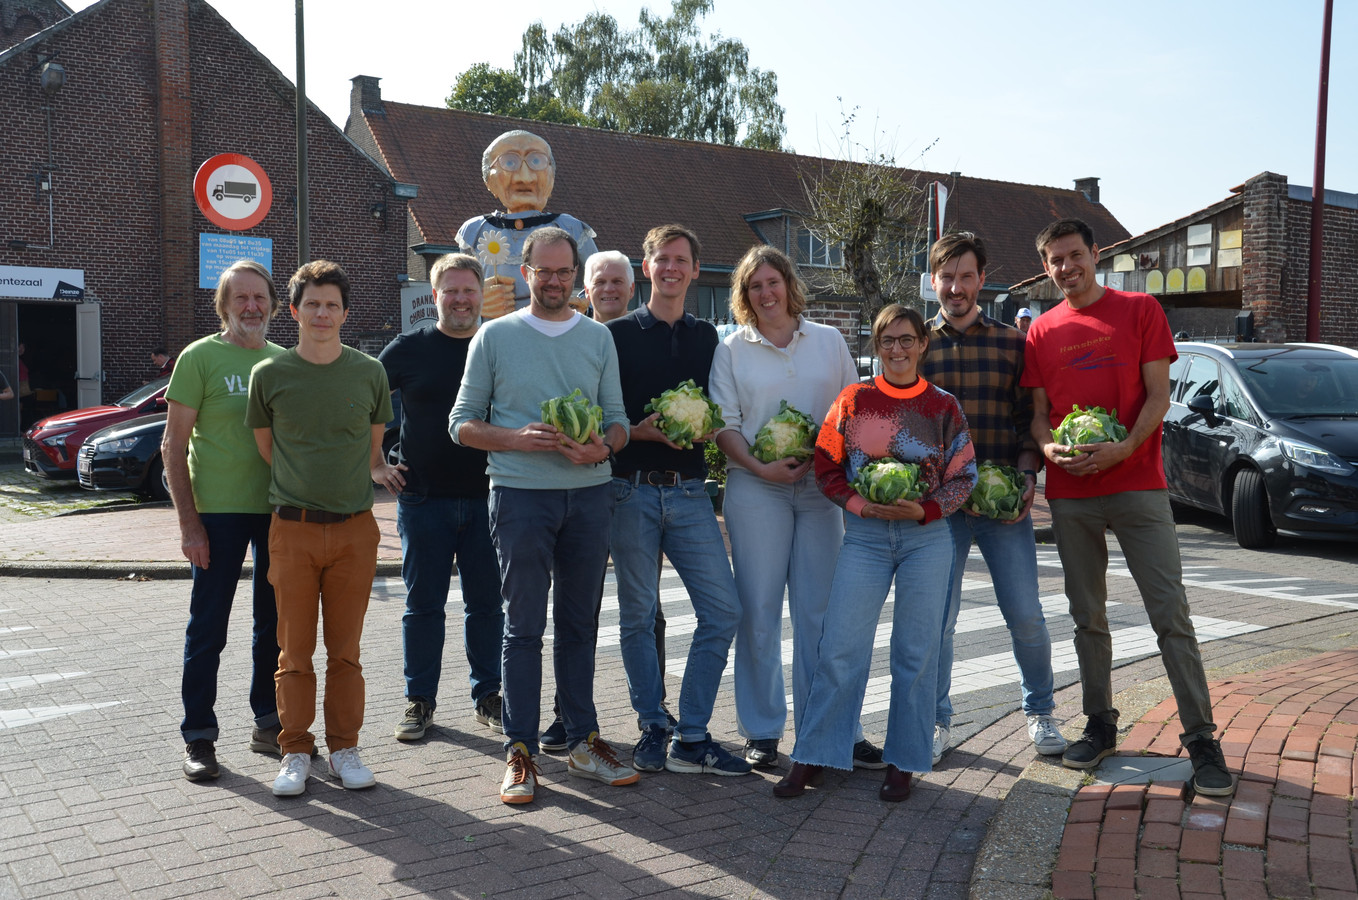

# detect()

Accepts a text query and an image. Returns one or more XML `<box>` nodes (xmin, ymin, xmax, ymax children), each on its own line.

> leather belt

<box><xmin>620</xmin><ymin>470</ymin><xmax>699</xmax><ymax>487</ymax></box>
<box><xmin>275</xmin><ymin>506</ymin><xmax>353</xmax><ymax>524</ymax></box>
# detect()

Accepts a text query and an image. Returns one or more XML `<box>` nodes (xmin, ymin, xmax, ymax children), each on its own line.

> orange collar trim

<box><xmin>874</xmin><ymin>374</ymin><xmax>929</xmax><ymax>399</ymax></box>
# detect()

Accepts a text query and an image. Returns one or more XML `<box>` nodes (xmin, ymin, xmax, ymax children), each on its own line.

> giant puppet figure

<box><xmin>457</xmin><ymin>130</ymin><xmax>598</xmax><ymax>319</ymax></box>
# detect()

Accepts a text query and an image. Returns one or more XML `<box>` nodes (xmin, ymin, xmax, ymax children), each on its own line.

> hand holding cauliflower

<box><xmin>645</xmin><ymin>379</ymin><xmax>725</xmax><ymax>449</ymax></box>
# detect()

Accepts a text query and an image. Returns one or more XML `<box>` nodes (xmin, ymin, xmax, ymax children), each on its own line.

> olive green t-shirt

<box><xmin>165</xmin><ymin>334</ymin><xmax>285</xmax><ymax>514</ymax></box>
<box><xmin>245</xmin><ymin>345</ymin><xmax>392</xmax><ymax>513</ymax></box>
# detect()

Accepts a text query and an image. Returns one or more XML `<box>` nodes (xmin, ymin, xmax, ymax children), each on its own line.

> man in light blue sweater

<box><xmin>450</xmin><ymin>227</ymin><xmax>634</xmax><ymax>805</ymax></box>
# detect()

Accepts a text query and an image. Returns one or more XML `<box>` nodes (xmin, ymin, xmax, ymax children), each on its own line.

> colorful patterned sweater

<box><xmin>814</xmin><ymin>376</ymin><xmax>977</xmax><ymax>524</ymax></box>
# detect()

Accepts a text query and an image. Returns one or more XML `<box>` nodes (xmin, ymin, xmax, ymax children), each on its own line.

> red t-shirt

<box><xmin>1020</xmin><ymin>288</ymin><xmax>1177</xmax><ymax>499</ymax></box>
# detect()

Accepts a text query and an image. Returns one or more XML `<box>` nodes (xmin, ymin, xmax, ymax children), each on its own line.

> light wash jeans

<box><xmin>611</xmin><ymin>476</ymin><xmax>741</xmax><ymax>743</ymax></box>
<box><xmin>396</xmin><ymin>492</ymin><xmax>504</xmax><ymax>708</ymax></box>
<box><xmin>936</xmin><ymin>511</ymin><xmax>1055</xmax><ymax>727</ymax></box>
<box><xmin>489</xmin><ymin>484</ymin><xmax>613</xmax><ymax>755</ymax></box>
<box><xmin>725</xmin><ymin>467</ymin><xmax>862</xmax><ymax>743</ymax></box>
<box><xmin>792</xmin><ymin>514</ymin><xmax>955</xmax><ymax>773</ymax></box>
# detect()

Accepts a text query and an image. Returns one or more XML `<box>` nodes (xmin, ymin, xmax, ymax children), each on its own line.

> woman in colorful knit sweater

<box><xmin>775</xmin><ymin>304</ymin><xmax>976</xmax><ymax>802</ymax></box>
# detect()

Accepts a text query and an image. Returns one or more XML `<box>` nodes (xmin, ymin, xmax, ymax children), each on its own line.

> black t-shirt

<box><xmin>378</xmin><ymin>325</ymin><xmax>490</xmax><ymax>498</ymax></box>
<box><xmin>606</xmin><ymin>306</ymin><xmax>716</xmax><ymax>479</ymax></box>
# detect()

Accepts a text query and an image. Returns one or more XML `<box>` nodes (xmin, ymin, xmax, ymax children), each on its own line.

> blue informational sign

<box><xmin>198</xmin><ymin>233</ymin><xmax>273</xmax><ymax>289</ymax></box>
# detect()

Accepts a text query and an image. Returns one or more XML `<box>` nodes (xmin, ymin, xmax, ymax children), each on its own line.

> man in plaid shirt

<box><xmin>920</xmin><ymin>232</ymin><xmax>1064</xmax><ymax>765</ymax></box>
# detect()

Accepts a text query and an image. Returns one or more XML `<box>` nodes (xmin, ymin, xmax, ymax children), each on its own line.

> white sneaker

<box><xmin>328</xmin><ymin>747</ymin><xmax>376</xmax><ymax>790</ymax></box>
<box><xmin>568</xmin><ymin>732</ymin><xmax>641</xmax><ymax>786</ymax></box>
<box><xmin>1027</xmin><ymin>714</ymin><xmax>1068</xmax><ymax>755</ymax></box>
<box><xmin>272</xmin><ymin>752</ymin><xmax>311</xmax><ymax>796</ymax></box>
<box><xmin>932</xmin><ymin>724</ymin><xmax>950</xmax><ymax>766</ymax></box>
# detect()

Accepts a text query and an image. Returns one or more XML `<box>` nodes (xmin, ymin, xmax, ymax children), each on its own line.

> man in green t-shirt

<box><xmin>245</xmin><ymin>260</ymin><xmax>399</xmax><ymax>798</ymax></box>
<box><xmin>166</xmin><ymin>259</ymin><xmax>286</xmax><ymax>783</ymax></box>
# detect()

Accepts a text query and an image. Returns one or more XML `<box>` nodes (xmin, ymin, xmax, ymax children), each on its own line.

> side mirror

<box><xmin>1186</xmin><ymin>393</ymin><xmax>1218</xmax><ymax>422</ymax></box>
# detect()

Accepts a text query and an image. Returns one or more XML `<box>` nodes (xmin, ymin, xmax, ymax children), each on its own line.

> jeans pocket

<box><xmin>397</xmin><ymin>489</ymin><xmax>428</xmax><ymax>506</ymax></box>
<box><xmin>612</xmin><ymin>477</ymin><xmax>635</xmax><ymax>505</ymax></box>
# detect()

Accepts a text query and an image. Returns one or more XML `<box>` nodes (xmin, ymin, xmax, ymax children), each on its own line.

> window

<box><xmin>1168</xmin><ymin>356</ymin><xmax>1191</xmax><ymax>401</ymax></box>
<box><xmin>796</xmin><ymin>228</ymin><xmax>843</xmax><ymax>269</ymax></box>
<box><xmin>1179</xmin><ymin>357</ymin><xmax>1221</xmax><ymax>411</ymax></box>
<box><xmin>696</xmin><ymin>286</ymin><xmax>730</xmax><ymax>321</ymax></box>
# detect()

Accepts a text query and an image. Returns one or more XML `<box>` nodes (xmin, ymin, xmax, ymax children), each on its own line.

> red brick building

<box><xmin>0</xmin><ymin>0</ymin><xmax>409</xmax><ymax>439</ymax></box>
<box><xmin>344</xmin><ymin>77</ymin><xmax>1129</xmax><ymax>361</ymax></box>
<box><xmin>1010</xmin><ymin>172</ymin><xmax>1358</xmax><ymax>349</ymax></box>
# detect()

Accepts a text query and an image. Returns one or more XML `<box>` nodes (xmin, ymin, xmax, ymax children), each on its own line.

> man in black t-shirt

<box><xmin>379</xmin><ymin>253</ymin><xmax>505</xmax><ymax>742</ymax></box>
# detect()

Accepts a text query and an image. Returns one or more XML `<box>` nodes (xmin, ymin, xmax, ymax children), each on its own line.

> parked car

<box><xmin>23</xmin><ymin>376</ymin><xmax>170</xmax><ymax>478</ymax></box>
<box><xmin>77</xmin><ymin>413</ymin><xmax>170</xmax><ymax>501</ymax></box>
<box><xmin>1162</xmin><ymin>342</ymin><xmax>1358</xmax><ymax>548</ymax></box>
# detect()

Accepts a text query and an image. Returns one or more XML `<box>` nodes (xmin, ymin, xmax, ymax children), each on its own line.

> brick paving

<box><xmin>1051</xmin><ymin>651</ymin><xmax>1358</xmax><ymax>900</ymax></box>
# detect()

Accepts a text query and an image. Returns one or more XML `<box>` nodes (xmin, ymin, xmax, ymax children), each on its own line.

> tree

<box><xmin>798</xmin><ymin>105</ymin><xmax>935</xmax><ymax>311</ymax></box>
<box><xmin>446</xmin><ymin>63</ymin><xmax>593</xmax><ymax>126</ymax></box>
<box><xmin>493</xmin><ymin>0</ymin><xmax>785</xmax><ymax>150</ymax></box>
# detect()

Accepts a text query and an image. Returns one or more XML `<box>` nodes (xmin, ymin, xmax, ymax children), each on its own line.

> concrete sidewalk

<box><xmin>2</xmin><ymin>494</ymin><xmax>1353</xmax><ymax>898</ymax></box>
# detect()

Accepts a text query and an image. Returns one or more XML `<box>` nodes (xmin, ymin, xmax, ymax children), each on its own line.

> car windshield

<box><xmin>116</xmin><ymin>376</ymin><xmax>170</xmax><ymax>408</ymax></box>
<box><xmin>1236</xmin><ymin>356</ymin><xmax>1358</xmax><ymax>418</ymax></box>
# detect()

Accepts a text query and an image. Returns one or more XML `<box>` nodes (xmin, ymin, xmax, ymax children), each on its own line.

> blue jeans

<box><xmin>792</xmin><ymin>515</ymin><xmax>954</xmax><ymax>772</ymax></box>
<box><xmin>489</xmin><ymin>484</ymin><xmax>612</xmax><ymax>754</ymax></box>
<box><xmin>725</xmin><ymin>467</ymin><xmax>862</xmax><ymax>743</ymax></box>
<box><xmin>181</xmin><ymin>513</ymin><xmax>278</xmax><ymax>742</ymax></box>
<box><xmin>397</xmin><ymin>492</ymin><xmax>504</xmax><ymax>708</ymax></box>
<box><xmin>936</xmin><ymin>512</ymin><xmax>1055</xmax><ymax>727</ymax></box>
<box><xmin>611</xmin><ymin>476</ymin><xmax>741</xmax><ymax>742</ymax></box>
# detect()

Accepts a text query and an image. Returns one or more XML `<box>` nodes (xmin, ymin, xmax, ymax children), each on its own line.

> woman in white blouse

<box><xmin>709</xmin><ymin>245</ymin><xmax>881</xmax><ymax>770</ymax></box>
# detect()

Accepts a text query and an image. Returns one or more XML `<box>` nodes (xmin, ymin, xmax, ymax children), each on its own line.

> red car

<box><xmin>23</xmin><ymin>376</ymin><xmax>170</xmax><ymax>478</ymax></box>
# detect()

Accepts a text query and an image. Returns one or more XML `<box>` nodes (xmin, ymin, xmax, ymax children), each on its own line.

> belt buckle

<box><xmin>646</xmin><ymin>470</ymin><xmax>681</xmax><ymax>487</ymax></box>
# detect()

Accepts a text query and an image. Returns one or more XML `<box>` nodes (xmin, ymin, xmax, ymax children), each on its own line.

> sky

<box><xmin>70</xmin><ymin>0</ymin><xmax>1358</xmax><ymax>237</ymax></box>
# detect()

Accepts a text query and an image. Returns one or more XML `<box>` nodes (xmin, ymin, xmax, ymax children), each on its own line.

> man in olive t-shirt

<box><xmin>245</xmin><ymin>260</ymin><xmax>398</xmax><ymax>798</ymax></box>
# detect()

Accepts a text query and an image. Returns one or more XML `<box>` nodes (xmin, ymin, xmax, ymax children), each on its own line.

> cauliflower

<box><xmin>965</xmin><ymin>462</ymin><xmax>1026</xmax><ymax>520</ymax></box>
<box><xmin>540</xmin><ymin>388</ymin><xmax>603</xmax><ymax>444</ymax></box>
<box><xmin>1051</xmin><ymin>405</ymin><xmax>1129</xmax><ymax>454</ymax></box>
<box><xmin>751</xmin><ymin>401</ymin><xmax>817</xmax><ymax>463</ymax></box>
<box><xmin>851</xmin><ymin>458</ymin><xmax>924</xmax><ymax>503</ymax></box>
<box><xmin>646</xmin><ymin>379</ymin><xmax>725</xmax><ymax>449</ymax></box>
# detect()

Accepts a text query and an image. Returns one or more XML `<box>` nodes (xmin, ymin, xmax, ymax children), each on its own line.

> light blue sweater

<box><xmin>449</xmin><ymin>312</ymin><xmax>628</xmax><ymax>490</ymax></box>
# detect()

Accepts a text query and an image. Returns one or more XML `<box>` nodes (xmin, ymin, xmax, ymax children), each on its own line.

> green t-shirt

<box><xmin>245</xmin><ymin>345</ymin><xmax>393</xmax><ymax>513</ymax></box>
<box><xmin>165</xmin><ymin>334</ymin><xmax>285</xmax><ymax>514</ymax></box>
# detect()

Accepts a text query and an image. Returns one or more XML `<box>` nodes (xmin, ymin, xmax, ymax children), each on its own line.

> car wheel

<box><xmin>147</xmin><ymin>458</ymin><xmax>172</xmax><ymax>503</ymax></box>
<box><xmin>1231</xmin><ymin>468</ymin><xmax>1276</xmax><ymax>549</ymax></box>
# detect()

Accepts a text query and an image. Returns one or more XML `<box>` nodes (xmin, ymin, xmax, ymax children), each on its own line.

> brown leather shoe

<box><xmin>879</xmin><ymin>765</ymin><xmax>911</xmax><ymax>802</ymax></box>
<box><xmin>773</xmin><ymin>762</ymin><xmax>824</xmax><ymax>798</ymax></box>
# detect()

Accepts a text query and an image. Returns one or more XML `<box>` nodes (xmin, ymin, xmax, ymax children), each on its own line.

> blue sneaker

<box><xmin>665</xmin><ymin>734</ymin><xmax>753</xmax><ymax>776</ymax></box>
<box><xmin>632</xmin><ymin>724</ymin><xmax>669</xmax><ymax>772</ymax></box>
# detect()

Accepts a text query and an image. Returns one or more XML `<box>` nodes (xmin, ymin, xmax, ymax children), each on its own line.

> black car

<box><xmin>77</xmin><ymin>413</ymin><xmax>170</xmax><ymax>501</ymax></box>
<box><xmin>1163</xmin><ymin>342</ymin><xmax>1358</xmax><ymax>548</ymax></box>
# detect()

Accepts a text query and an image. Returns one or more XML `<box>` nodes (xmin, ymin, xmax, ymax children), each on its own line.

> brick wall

<box><xmin>1240</xmin><ymin>172</ymin><xmax>1290</xmax><ymax>340</ymax></box>
<box><xmin>1282</xmin><ymin>196</ymin><xmax>1358</xmax><ymax>349</ymax></box>
<box><xmin>0</xmin><ymin>0</ymin><xmax>408</xmax><ymax>399</ymax></box>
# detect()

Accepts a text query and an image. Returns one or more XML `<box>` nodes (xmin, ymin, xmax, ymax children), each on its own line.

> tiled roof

<box><xmin>362</xmin><ymin>103</ymin><xmax>1129</xmax><ymax>285</ymax></box>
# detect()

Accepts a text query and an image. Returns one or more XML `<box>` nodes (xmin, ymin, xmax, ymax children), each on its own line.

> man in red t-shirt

<box><xmin>1022</xmin><ymin>218</ymin><xmax>1233</xmax><ymax>797</ymax></box>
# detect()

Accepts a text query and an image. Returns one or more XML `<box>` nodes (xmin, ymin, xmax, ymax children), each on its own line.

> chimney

<box><xmin>154</xmin><ymin>0</ymin><xmax>194</xmax><ymax>355</ymax></box>
<box><xmin>351</xmin><ymin>75</ymin><xmax>384</xmax><ymax>118</ymax></box>
<box><xmin>1074</xmin><ymin>177</ymin><xmax>1100</xmax><ymax>203</ymax></box>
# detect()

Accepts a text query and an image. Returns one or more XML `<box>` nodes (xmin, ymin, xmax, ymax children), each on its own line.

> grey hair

<box><xmin>481</xmin><ymin>130</ymin><xmax>555</xmax><ymax>181</ymax></box>
<box><xmin>584</xmin><ymin>250</ymin><xmax>634</xmax><ymax>287</ymax></box>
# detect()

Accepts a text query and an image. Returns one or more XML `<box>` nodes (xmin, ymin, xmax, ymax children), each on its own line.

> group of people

<box><xmin>169</xmin><ymin>213</ymin><xmax>1234</xmax><ymax>807</ymax></box>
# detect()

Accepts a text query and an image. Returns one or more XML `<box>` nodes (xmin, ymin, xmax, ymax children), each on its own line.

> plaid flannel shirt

<box><xmin>920</xmin><ymin>311</ymin><xmax>1037</xmax><ymax>467</ymax></box>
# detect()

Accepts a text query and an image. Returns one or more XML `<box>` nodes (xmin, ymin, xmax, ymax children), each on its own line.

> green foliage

<box><xmin>540</xmin><ymin>389</ymin><xmax>603</xmax><ymax>444</ymax></box>
<box><xmin>704</xmin><ymin>440</ymin><xmax>727</xmax><ymax>486</ymax></box>
<box><xmin>851</xmin><ymin>458</ymin><xmax>924</xmax><ymax>504</ymax></box>
<box><xmin>1051</xmin><ymin>405</ymin><xmax>1129</xmax><ymax>453</ymax></box>
<box><xmin>507</xmin><ymin>0</ymin><xmax>785</xmax><ymax>149</ymax></box>
<box><xmin>645</xmin><ymin>379</ymin><xmax>725</xmax><ymax>450</ymax></box>
<box><xmin>751</xmin><ymin>400</ymin><xmax>817</xmax><ymax>463</ymax></box>
<box><xmin>447</xmin><ymin>63</ymin><xmax>593</xmax><ymax>125</ymax></box>
<box><xmin>965</xmin><ymin>462</ymin><xmax>1025</xmax><ymax>520</ymax></box>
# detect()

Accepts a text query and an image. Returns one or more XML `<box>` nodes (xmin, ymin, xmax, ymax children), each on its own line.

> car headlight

<box><xmin>40</xmin><ymin>429</ymin><xmax>77</xmax><ymax>448</ymax></box>
<box><xmin>1279</xmin><ymin>438</ymin><xmax>1355</xmax><ymax>475</ymax></box>
<box><xmin>93</xmin><ymin>436</ymin><xmax>143</xmax><ymax>453</ymax></box>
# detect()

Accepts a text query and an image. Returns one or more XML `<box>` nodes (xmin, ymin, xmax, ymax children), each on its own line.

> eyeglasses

<box><xmin>493</xmin><ymin>150</ymin><xmax>552</xmax><ymax>173</ymax></box>
<box><xmin>529</xmin><ymin>266</ymin><xmax>577</xmax><ymax>283</ymax></box>
<box><xmin>878</xmin><ymin>335</ymin><xmax>919</xmax><ymax>350</ymax></box>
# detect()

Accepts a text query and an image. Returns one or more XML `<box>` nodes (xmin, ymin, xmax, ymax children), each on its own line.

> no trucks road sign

<box><xmin>193</xmin><ymin>153</ymin><xmax>273</xmax><ymax>231</ymax></box>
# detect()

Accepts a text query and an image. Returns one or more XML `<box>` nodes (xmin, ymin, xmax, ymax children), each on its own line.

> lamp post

<box><xmin>295</xmin><ymin>0</ymin><xmax>310</xmax><ymax>264</ymax></box>
<box><xmin>1306</xmin><ymin>0</ymin><xmax>1333</xmax><ymax>342</ymax></box>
